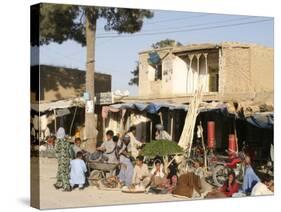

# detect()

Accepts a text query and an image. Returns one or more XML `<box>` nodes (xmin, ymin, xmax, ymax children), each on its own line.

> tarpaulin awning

<box><xmin>108</xmin><ymin>102</ymin><xmax>227</xmax><ymax>114</ymax></box>
<box><xmin>109</xmin><ymin>102</ymin><xmax>186</xmax><ymax>113</ymax></box>
<box><xmin>246</xmin><ymin>112</ymin><xmax>274</xmax><ymax>129</ymax></box>
<box><xmin>107</xmin><ymin>102</ymin><xmax>273</xmax><ymax>129</ymax></box>
<box><xmin>31</xmin><ymin>97</ymin><xmax>85</xmax><ymax>112</ymax></box>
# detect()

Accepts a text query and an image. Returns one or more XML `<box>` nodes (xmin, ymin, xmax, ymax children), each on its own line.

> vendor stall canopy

<box><xmin>31</xmin><ymin>97</ymin><xmax>85</xmax><ymax>112</ymax></box>
<box><xmin>246</xmin><ymin>112</ymin><xmax>273</xmax><ymax>129</ymax></box>
<box><xmin>108</xmin><ymin>102</ymin><xmax>273</xmax><ymax>129</ymax></box>
<box><xmin>109</xmin><ymin>102</ymin><xmax>227</xmax><ymax>114</ymax></box>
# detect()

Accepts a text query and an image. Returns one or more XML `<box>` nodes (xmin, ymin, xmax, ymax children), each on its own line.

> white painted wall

<box><xmin>172</xmin><ymin>56</ymin><xmax>188</xmax><ymax>95</ymax></box>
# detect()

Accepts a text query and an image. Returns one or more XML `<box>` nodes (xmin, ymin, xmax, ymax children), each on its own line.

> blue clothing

<box><xmin>118</xmin><ymin>155</ymin><xmax>134</xmax><ymax>186</ymax></box>
<box><xmin>242</xmin><ymin>165</ymin><xmax>260</xmax><ymax>193</ymax></box>
<box><xmin>69</xmin><ymin>158</ymin><xmax>87</xmax><ymax>186</ymax></box>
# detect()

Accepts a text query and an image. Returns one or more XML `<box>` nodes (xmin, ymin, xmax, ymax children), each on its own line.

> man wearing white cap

<box><xmin>155</xmin><ymin>124</ymin><xmax>172</xmax><ymax>141</ymax></box>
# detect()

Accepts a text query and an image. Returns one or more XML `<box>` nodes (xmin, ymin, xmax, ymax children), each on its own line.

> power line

<box><xmin>96</xmin><ymin>16</ymin><xmax>258</xmax><ymax>36</ymax></box>
<box><xmin>95</xmin><ymin>13</ymin><xmax>211</xmax><ymax>33</ymax></box>
<box><xmin>144</xmin><ymin>13</ymin><xmax>210</xmax><ymax>25</ymax></box>
<box><xmin>95</xmin><ymin>18</ymin><xmax>273</xmax><ymax>39</ymax></box>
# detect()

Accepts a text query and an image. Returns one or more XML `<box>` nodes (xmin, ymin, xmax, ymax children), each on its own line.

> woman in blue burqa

<box><xmin>242</xmin><ymin>155</ymin><xmax>260</xmax><ymax>195</ymax></box>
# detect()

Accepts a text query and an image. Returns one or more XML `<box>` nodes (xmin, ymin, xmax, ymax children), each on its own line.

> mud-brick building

<box><xmin>31</xmin><ymin>65</ymin><xmax>111</xmax><ymax>103</ymax></box>
<box><xmin>30</xmin><ymin>65</ymin><xmax>112</xmax><ymax>141</ymax></box>
<box><xmin>107</xmin><ymin>42</ymin><xmax>273</xmax><ymax>159</ymax></box>
<box><xmin>137</xmin><ymin>42</ymin><xmax>273</xmax><ymax>101</ymax></box>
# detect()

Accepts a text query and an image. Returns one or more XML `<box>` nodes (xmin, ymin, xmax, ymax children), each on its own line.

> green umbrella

<box><xmin>141</xmin><ymin>140</ymin><xmax>184</xmax><ymax>157</ymax></box>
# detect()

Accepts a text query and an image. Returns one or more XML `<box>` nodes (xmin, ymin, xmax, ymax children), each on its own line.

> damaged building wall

<box><xmin>138</xmin><ymin>48</ymin><xmax>172</xmax><ymax>97</ymax></box>
<box><xmin>220</xmin><ymin>46</ymin><xmax>252</xmax><ymax>94</ymax></box>
<box><xmin>219</xmin><ymin>44</ymin><xmax>273</xmax><ymax>98</ymax></box>
<box><xmin>250</xmin><ymin>46</ymin><xmax>274</xmax><ymax>93</ymax></box>
<box><xmin>38</xmin><ymin>65</ymin><xmax>112</xmax><ymax>102</ymax></box>
<box><xmin>138</xmin><ymin>43</ymin><xmax>273</xmax><ymax>102</ymax></box>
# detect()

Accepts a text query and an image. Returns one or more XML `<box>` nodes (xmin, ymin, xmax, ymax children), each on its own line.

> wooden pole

<box><xmin>69</xmin><ymin>106</ymin><xmax>78</xmax><ymax>136</ymax></box>
<box><xmin>199</xmin><ymin>121</ymin><xmax>207</xmax><ymax>169</ymax></box>
<box><xmin>102</xmin><ymin>118</ymin><xmax>106</xmax><ymax>142</ymax></box>
<box><xmin>170</xmin><ymin>111</ymin><xmax>174</xmax><ymax>140</ymax></box>
<box><xmin>53</xmin><ymin>109</ymin><xmax>57</xmax><ymax>133</ymax></box>
<box><xmin>84</xmin><ymin>11</ymin><xmax>97</xmax><ymax>152</ymax></box>
<box><xmin>150</xmin><ymin>121</ymin><xmax>153</xmax><ymax>142</ymax></box>
<box><xmin>233</xmin><ymin>118</ymin><xmax>239</xmax><ymax>153</ymax></box>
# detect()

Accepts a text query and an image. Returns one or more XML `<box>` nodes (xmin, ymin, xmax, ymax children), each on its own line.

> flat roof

<box><xmin>139</xmin><ymin>42</ymin><xmax>272</xmax><ymax>55</ymax></box>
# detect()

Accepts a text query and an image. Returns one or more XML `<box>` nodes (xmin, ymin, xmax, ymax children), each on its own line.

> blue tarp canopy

<box><xmin>109</xmin><ymin>102</ymin><xmax>227</xmax><ymax>114</ymax></box>
<box><xmin>246</xmin><ymin>112</ymin><xmax>274</xmax><ymax>129</ymax></box>
<box><xmin>109</xmin><ymin>102</ymin><xmax>273</xmax><ymax>129</ymax></box>
<box><xmin>110</xmin><ymin>102</ymin><xmax>186</xmax><ymax>113</ymax></box>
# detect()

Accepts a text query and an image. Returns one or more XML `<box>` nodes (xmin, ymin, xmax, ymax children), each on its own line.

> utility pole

<box><xmin>84</xmin><ymin>11</ymin><xmax>97</xmax><ymax>152</ymax></box>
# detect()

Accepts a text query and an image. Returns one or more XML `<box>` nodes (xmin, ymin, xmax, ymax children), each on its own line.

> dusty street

<box><xmin>36</xmin><ymin>158</ymin><xmax>196</xmax><ymax>209</ymax></box>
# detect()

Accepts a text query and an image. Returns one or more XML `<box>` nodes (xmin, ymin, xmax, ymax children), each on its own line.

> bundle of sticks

<box><xmin>178</xmin><ymin>83</ymin><xmax>203</xmax><ymax>158</ymax></box>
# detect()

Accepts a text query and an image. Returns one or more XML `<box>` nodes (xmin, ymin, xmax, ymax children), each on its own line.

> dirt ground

<box><xmin>36</xmin><ymin>158</ymin><xmax>197</xmax><ymax>209</ymax></box>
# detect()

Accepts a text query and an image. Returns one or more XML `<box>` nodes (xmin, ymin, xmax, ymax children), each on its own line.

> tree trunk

<box><xmin>84</xmin><ymin>13</ymin><xmax>97</xmax><ymax>153</ymax></box>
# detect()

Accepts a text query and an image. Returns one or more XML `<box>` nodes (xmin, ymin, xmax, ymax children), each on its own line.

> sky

<box><xmin>38</xmin><ymin>9</ymin><xmax>274</xmax><ymax>96</ymax></box>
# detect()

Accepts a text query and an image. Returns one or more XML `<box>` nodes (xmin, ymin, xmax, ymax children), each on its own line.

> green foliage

<box><xmin>151</xmin><ymin>39</ymin><xmax>182</xmax><ymax>49</ymax></box>
<box><xmin>141</xmin><ymin>140</ymin><xmax>184</xmax><ymax>157</ymax></box>
<box><xmin>36</xmin><ymin>4</ymin><xmax>153</xmax><ymax>46</ymax></box>
<box><xmin>128</xmin><ymin>61</ymin><xmax>139</xmax><ymax>86</ymax></box>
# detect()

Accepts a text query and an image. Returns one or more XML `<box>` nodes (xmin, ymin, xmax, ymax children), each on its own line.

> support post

<box><xmin>203</xmin><ymin>53</ymin><xmax>209</xmax><ymax>92</ymax></box>
<box><xmin>53</xmin><ymin>109</ymin><xmax>57</xmax><ymax>133</ymax></box>
<box><xmin>188</xmin><ymin>54</ymin><xmax>194</xmax><ymax>93</ymax></box>
<box><xmin>195</xmin><ymin>54</ymin><xmax>201</xmax><ymax>91</ymax></box>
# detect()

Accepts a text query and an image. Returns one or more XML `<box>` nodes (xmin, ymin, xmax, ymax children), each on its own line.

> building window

<box><xmin>209</xmin><ymin>68</ymin><xmax>219</xmax><ymax>92</ymax></box>
<box><xmin>155</xmin><ymin>64</ymin><xmax>162</xmax><ymax>81</ymax></box>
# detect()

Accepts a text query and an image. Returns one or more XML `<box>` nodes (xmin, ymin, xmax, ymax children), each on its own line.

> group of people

<box><xmin>207</xmin><ymin>155</ymin><xmax>274</xmax><ymax>198</ymax></box>
<box><xmin>52</xmin><ymin>125</ymin><xmax>274</xmax><ymax>199</ymax></box>
<box><xmin>53</xmin><ymin>124</ymin><xmax>175</xmax><ymax>192</ymax></box>
<box><xmin>95</xmin><ymin>126</ymin><xmax>177</xmax><ymax>193</ymax></box>
<box><xmin>53</xmin><ymin>127</ymin><xmax>87</xmax><ymax>191</ymax></box>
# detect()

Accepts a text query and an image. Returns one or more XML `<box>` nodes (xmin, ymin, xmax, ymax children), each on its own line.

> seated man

<box><xmin>96</xmin><ymin>130</ymin><xmax>118</xmax><ymax>164</ymax></box>
<box><xmin>132</xmin><ymin>156</ymin><xmax>150</xmax><ymax>188</ymax></box>
<box><xmin>69</xmin><ymin>151</ymin><xmax>87</xmax><ymax>190</ymax></box>
<box><xmin>155</xmin><ymin>124</ymin><xmax>172</xmax><ymax>141</ymax></box>
<box><xmin>251</xmin><ymin>174</ymin><xmax>273</xmax><ymax>196</ymax></box>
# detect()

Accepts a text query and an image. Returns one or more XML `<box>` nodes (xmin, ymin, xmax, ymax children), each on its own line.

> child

<box><xmin>69</xmin><ymin>151</ymin><xmax>87</xmax><ymax>190</ymax></box>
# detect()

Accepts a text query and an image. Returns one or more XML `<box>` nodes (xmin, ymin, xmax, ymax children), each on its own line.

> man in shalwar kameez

<box><xmin>118</xmin><ymin>135</ymin><xmax>134</xmax><ymax>186</ymax></box>
<box><xmin>155</xmin><ymin>124</ymin><xmax>172</xmax><ymax>141</ymax></box>
<box><xmin>126</xmin><ymin>125</ymin><xmax>143</xmax><ymax>159</ymax></box>
<box><xmin>69</xmin><ymin>151</ymin><xmax>87</xmax><ymax>189</ymax></box>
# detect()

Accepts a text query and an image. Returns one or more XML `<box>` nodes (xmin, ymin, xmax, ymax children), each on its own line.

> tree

<box><xmin>128</xmin><ymin>39</ymin><xmax>182</xmax><ymax>86</ymax></box>
<box><xmin>34</xmin><ymin>4</ymin><xmax>153</xmax><ymax>152</ymax></box>
<box><xmin>128</xmin><ymin>62</ymin><xmax>139</xmax><ymax>86</ymax></box>
<box><xmin>151</xmin><ymin>39</ymin><xmax>182</xmax><ymax>49</ymax></box>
